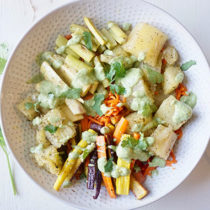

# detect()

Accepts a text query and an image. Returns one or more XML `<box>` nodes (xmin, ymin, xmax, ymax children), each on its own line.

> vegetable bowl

<box><xmin>1</xmin><ymin>0</ymin><xmax>210</xmax><ymax>209</ymax></box>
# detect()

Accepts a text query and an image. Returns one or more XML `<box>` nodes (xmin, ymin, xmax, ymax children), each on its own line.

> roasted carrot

<box><xmin>88</xmin><ymin>116</ymin><xmax>103</xmax><ymax>125</ymax></box>
<box><xmin>166</xmin><ymin>150</ymin><xmax>177</xmax><ymax>166</ymax></box>
<box><xmin>96</xmin><ymin>136</ymin><xmax>116</xmax><ymax>198</ymax></box>
<box><xmin>175</xmin><ymin>83</ymin><xmax>188</xmax><ymax>100</ymax></box>
<box><xmin>113</xmin><ymin>117</ymin><xmax>128</xmax><ymax>144</ymax></box>
<box><xmin>133</xmin><ymin>132</ymin><xmax>140</xmax><ymax>140</ymax></box>
<box><xmin>175</xmin><ymin>128</ymin><xmax>183</xmax><ymax>140</ymax></box>
<box><xmin>65</xmin><ymin>34</ymin><xmax>72</xmax><ymax>40</ymax></box>
<box><xmin>143</xmin><ymin>166</ymin><xmax>156</xmax><ymax>176</ymax></box>
<box><xmin>131</xmin><ymin>160</ymin><xmax>146</xmax><ymax>184</ymax></box>
<box><xmin>84</xmin><ymin>94</ymin><xmax>93</xmax><ymax>100</ymax></box>
<box><xmin>81</xmin><ymin>116</ymin><xmax>89</xmax><ymax>131</ymax></box>
<box><xmin>130</xmin><ymin>160</ymin><xmax>136</xmax><ymax>170</ymax></box>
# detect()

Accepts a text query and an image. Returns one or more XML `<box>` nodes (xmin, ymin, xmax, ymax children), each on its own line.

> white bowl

<box><xmin>1</xmin><ymin>0</ymin><xmax>210</xmax><ymax>209</ymax></box>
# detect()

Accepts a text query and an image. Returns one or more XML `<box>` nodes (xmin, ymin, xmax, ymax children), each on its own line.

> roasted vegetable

<box><xmin>108</xmin><ymin>21</ymin><xmax>127</xmax><ymax>44</ymax></box>
<box><xmin>84</xmin><ymin>17</ymin><xmax>106</xmax><ymax>45</ymax></box>
<box><xmin>93</xmin><ymin>169</ymin><xmax>102</xmax><ymax>199</ymax></box>
<box><xmin>163</xmin><ymin>66</ymin><xmax>184</xmax><ymax>95</ymax></box>
<box><xmin>149</xmin><ymin>125</ymin><xmax>177</xmax><ymax>160</ymax></box>
<box><xmin>155</xmin><ymin>95</ymin><xmax>192</xmax><ymax>130</ymax></box>
<box><xmin>130</xmin><ymin>175</ymin><xmax>148</xmax><ymax>199</ymax></box>
<box><xmin>17</xmin><ymin>97</ymin><xmax>39</xmax><ymax>121</ymax></box>
<box><xmin>90</xmin><ymin>122</ymin><xmax>103</xmax><ymax>133</ymax></box>
<box><xmin>123</xmin><ymin>23</ymin><xmax>168</xmax><ymax>67</ymax></box>
<box><xmin>87</xmin><ymin>150</ymin><xmax>97</xmax><ymax>189</ymax></box>
<box><xmin>96</xmin><ymin>136</ymin><xmax>116</xmax><ymax>198</ymax></box>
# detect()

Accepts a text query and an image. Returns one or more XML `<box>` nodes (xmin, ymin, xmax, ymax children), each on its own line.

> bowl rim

<box><xmin>0</xmin><ymin>0</ymin><xmax>209</xmax><ymax>209</ymax></box>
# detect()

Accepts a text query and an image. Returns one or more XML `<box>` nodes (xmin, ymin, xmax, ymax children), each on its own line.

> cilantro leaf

<box><xmin>83</xmin><ymin>98</ymin><xmax>97</xmax><ymax>117</ymax></box>
<box><xmin>0</xmin><ymin>128</ymin><xmax>16</xmax><ymax>195</ymax></box>
<box><xmin>83</xmin><ymin>32</ymin><xmax>93</xmax><ymax>51</ymax></box>
<box><xmin>104</xmin><ymin>157</ymin><xmax>114</xmax><ymax>172</ymax></box>
<box><xmin>91</xmin><ymin>93</ymin><xmax>105</xmax><ymax>116</ymax></box>
<box><xmin>121</xmin><ymin>136</ymin><xmax>138</xmax><ymax>148</ymax></box>
<box><xmin>181</xmin><ymin>60</ymin><xmax>196</xmax><ymax>71</ymax></box>
<box><xmin>44</xmin><ymin>125</ymin><xmax>58</xmax><ymax>133</ymax></box>
<box><xmin>110</xmin><ymin>84</ymin><xmax>126</xmax><ymax>95</ymax></box>
<box><xmin>112</xmin><ymin>62</ymin><xmax>126</xmax><ymax>79</ymax></box>
<box><xmin>106</xmin><ymin>61</ymin><xmax>126</xmax><ymax>82</ymax></box>
<box><xmin>26</xmin><ymin>73</ymin><xmax>44</xmax><ymax>84</ymax></box>
<box><xmin>24</xmin><ymin>102</ymin><xmax>34</xmax><ymax>110</ymax></box>
<box><xmin>59</xmin><ymin>88</ymin><xmax>81</xmax><ymax>99</ymax></box>
<box><xmin>105</xmin><ymin>66</ymin><xmax>115</xmax><ymax>82</ymax></box>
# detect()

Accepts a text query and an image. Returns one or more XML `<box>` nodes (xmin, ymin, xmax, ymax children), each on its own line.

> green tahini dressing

<box><xmin>180</xmin><ymin>92</ymin><xmax>197</xmax><ymax>109</ymax></box>
<box><xmin>97</xmin><ymin>157</ymin><xmax>130</xmax><ymax>178</ymax></box>
<box><xmin>82</xmin><ymin>130</ymin><xmax>97</xmax><ymax>144</ymax></box>
<box><xmin>119</xmin><ymin>68</ymin><xmax>142</xmax><ymax>97</ymax></box>
<box><xmin>71</xmin><ymin>69</ymin><xmax>96</xmax><ymax>88</ymax></box>
<box><xmin>172</xmin><ymin>101</ymin><xmax>192</xmax><ymax>125</ymax></box>
<box><xmin>116</xmin><ymin>141</ymin><xmax>150</xmax><ymax>162</ymax></box>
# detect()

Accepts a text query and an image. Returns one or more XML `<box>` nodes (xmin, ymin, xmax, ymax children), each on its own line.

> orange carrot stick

<box><xmin>96</xmin><ymin>136</ymin><xmax>116</xmax><ymax>199</ymax></box>
<box><xmin>81</xmin><ymin>116</ymin><xmax>89</xmax><ymax>131</ymax></box>
<box><xmin>113</xmin><ymin>117</ymin><xmax>128</xmax><ymax>144</ymax></box>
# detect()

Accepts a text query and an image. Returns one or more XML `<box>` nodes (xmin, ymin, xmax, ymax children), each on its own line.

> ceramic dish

<box><xmin>1</xmin><ymin>0</ymin><xmax>210</xmax><ymax>209</ymax></box>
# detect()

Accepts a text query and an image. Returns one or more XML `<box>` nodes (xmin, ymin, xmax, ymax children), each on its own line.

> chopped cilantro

<box><xmin>121</xmin><ymin>136</ymin><xmax>138</xmax><ymax>148</ymax></box>
<box><xmin>91</xmin><ymin>93</ymin><xmax>105</xmax><ymax>116</ymax></box>
<box><xmin>110</xmin><ymin>84</ymin><xmax>126</xmax><ymax>95</ymax></box>
<box><xmin>24</xmin><ymin>102</ymin><xmax>34</xmax><ymax>110</ymax></box>
<box><xmin>44</xmin><ymin>125</ymin><xmax>58</xmax><ymax>133</ymax></box>
<box><xmin>106</xmin><ymin>61</ymin><xmax>126</xmax><ymax>82</ymax></box>
<box><xmin>111</xmin><ymin>62</ymin><xmax>126</xmax><ymax>79</ymax></box>
<box><xmin>105</xmin><ymin>66</ymin><xmax>115</xmax><ymax>82</ymax></box>
<box><xmin>104</xmin><ymin>157</ymin><xmax>113</xmax><ymax>172</ymax></box>
<box><xmin>181</xmin><ymin>60</ymin><xmax>196</xmax><ymax>71</ymax></box>
<box><xmin>83</xmin><ymin>32</ymin><xmax>93</xmax><ymax>51</ymax></box>
<box><xmin>59</xmin><ymin>88</ymin><xmax>81</xmax><ymax>99</ymax></box>
<box><xmin>121</xmin><ymin>133</ymin><xmax>154</xmax><ymax>152</ymax></box>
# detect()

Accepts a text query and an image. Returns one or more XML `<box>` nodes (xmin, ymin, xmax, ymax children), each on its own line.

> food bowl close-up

<box><xmin>1</xmin><ymin>0</ymin><xmax>210</xmax><ymax>209</ymax></box>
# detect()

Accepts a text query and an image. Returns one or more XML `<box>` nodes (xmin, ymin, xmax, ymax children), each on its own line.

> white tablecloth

<box><xmin>0</xmin><ymin>0</ymin><xmax>209</xmax><ymax>209</ymax></box>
